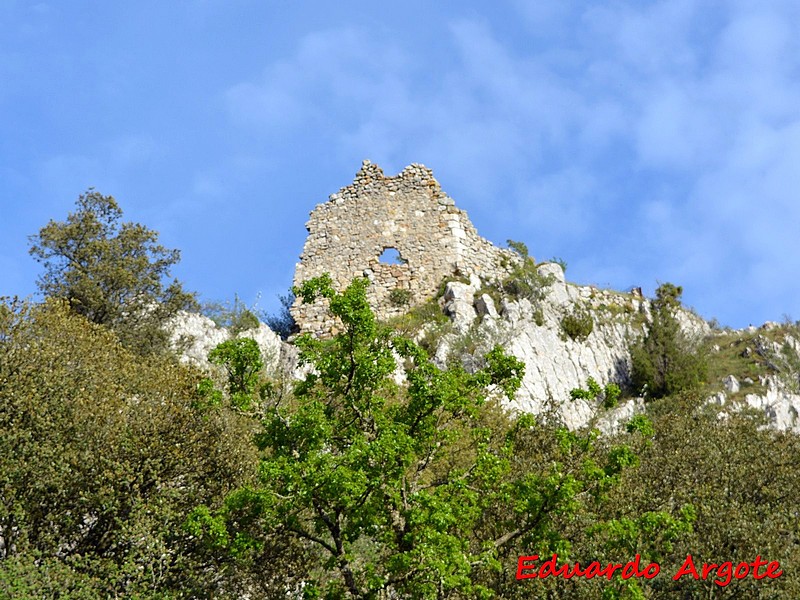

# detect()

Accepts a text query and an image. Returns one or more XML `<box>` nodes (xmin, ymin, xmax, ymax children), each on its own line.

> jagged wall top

<box><xmin>291</xmin><ymin>160</ymin><xmax>516</xmax><ymax>336</ymax></box>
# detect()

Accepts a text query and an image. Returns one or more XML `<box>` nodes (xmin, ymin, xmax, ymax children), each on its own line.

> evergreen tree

<box><xmin>630</xmin><ymin>284</ymin><xmax>707</xmax><ymax>399</ymax></box>
<box><xmin>29</xmin><ymin>190</ymin><xmax>196</xmax><ymax>354</ymax></box>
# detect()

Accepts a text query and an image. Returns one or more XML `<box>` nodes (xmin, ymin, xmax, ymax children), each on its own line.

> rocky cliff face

<box><xmin>168</xmin><ymin>280</ymin><xmax>800</xmax><ymax>435</ymax></box>
<box><xmin>174</xmin><ymin>160</ymin><xmax>800</xmax><ymax>436</ymax></box>
<box><xmin>705</xmin><ymin>325</ymin><xmax>800</xmax><ymax>432</ymax></box>
<box><xmin>431</xmin><ymin>267</ymin><xmax>800</xmax><ymax>433</ymax></box>
<box><xmin>427</xmin><ymin>262</ymin><xmax>707</xmax><ymax>430</ymax></box>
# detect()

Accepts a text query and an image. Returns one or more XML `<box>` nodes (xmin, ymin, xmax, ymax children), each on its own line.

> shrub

<box><xmin>507</xmin><ymin>239</ymin><xmax>530</xmax><ymax>259</ymax></box>
<box><xmin>265</xmin><ymin>291</ymin><xmax>298</xmax><ymax>340</ymax></box>
<box><xmin>602</xmin><ymin>382</ymin><xmax>622</xmax><ymax>408</ymax></box>
<box><xmin>389</xmin><ymin>287</ymin><xmax>412</xmax><ymax>307</ymax></box>
<box><xmin>549</xmin><ymin>256</ymin><xmax>568</xmax><ymax>273</ymax></box>
<box><xmin>204</xmin><ymin>294</ymin><xmax>261</xmax><ymax>336</ymax></box>
<box><xmin>561</xmin><ymin>307</ymin><xmax>594</xmax><ymax>342</ymax></box>
<box><xmin>570</xmin><ymin>377</ymin><xmax>621</xmax><ymax>408</ymax></box>
<box><xmin>500</xmin><ymin>243</ymin><xmax>555</xmax><ymax>304</ymax></box>
<box><xmin>208</xmin><ymin>338</ymin><xmax>265</xmax><ymax>411</ymax></box>
<box><xmin>0</xmin><ymin>299</ymin><xmax>258</xmax><ymax>597</ymax></box>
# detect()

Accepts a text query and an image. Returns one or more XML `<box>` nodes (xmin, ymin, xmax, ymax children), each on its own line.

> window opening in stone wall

<box><xmin>378</xmin><ymin>247</ymin><xmax>407</xmax><ymax>265</ymax></box>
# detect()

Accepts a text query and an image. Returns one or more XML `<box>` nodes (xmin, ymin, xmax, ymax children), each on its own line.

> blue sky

<box><xmin>2</xmin><ymin>1</ymin><xmax>799</xmax><ymax>328</ymax></box>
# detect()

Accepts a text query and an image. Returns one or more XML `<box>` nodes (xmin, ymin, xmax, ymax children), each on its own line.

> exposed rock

<box><xmin>708</xmin><ymin>391</ymin><xmax>727</xmax><ymax>406</ymax></box>
<box><xmin>283</xmin><ymin>160</ymin><xmax>800</xmax><ymax>435</ymax></box>
<box><xmin>723</xmin><ymin>375</ymin><xmax>740</xmax><ymax>393</ymax></box>
<box><xmin>743</xmin><ymin>387</ymin><xmax>800</xmax><ymax>432</ymax></box>
<box><xmin>421</xmin><ymin>270</ymin><xmax>673</xmax><ymax>429</ymax></box>
<box><xmin>707</xmin><ymin>372</ymin><xmax>800</xmax><ymax>433</ymax></box>
<box><xmin>474</xmin><ymin>294</ymin><xmax>498</xmax><ymax>319</ymax></box>
<box><xmin>499</xmin><ymin>290</ymin><xmax>635</xmax><ymax>427</ymax></box>
<box><xmin>169</xmin><ymin>311</ymin><xmax>282</xmax><ymax>374</ymax></box>
<box><xmin>442</xmin><ymin>281</ymin><xmax>476</xmax><ymax>333</ymax></box>
<box><xmin>169</xmin><ymin>311</ymin><xmax>229</xmax><ymax>368</ymax></box>
<box><xmin>537</xmin><ymin>263</ymin><xmax>569</xmax><ymax>306</ymax></box>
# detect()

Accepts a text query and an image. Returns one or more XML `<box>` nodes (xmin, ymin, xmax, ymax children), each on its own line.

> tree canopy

<box><xmin>5</xmin><ymin>195</ymin><xmax>799</xmax><ymax>599</ymax></box>
<box><xmin>630</xmin><ymin>283</ymin><xmax>707</xmax><ymax>399</ymax></box>
<box><xmin>28</xmin><ymin>190</ymin><xmax>196</xmax><ymax>354</ymax></box>
<box><xmin>0</xmin><ymin>298</ymin><xmax>259</xmax><ymax>598</ymax></box>
<box><xmin>188</xmin><ymin>275</ymin><xmax>659</xmax><ymax>599</ymax></box>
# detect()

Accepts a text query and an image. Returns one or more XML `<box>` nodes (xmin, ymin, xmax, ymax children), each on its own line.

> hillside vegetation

<box><xmin>2</xmin><ymin>194</ymin><xmax>799</xmax><ymax>598</ymax></box>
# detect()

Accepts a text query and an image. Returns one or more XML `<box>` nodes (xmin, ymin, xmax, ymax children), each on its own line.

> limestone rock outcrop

<box><xmin>175</xmin><ymin>158</ymin><xmax>797</xmax><ymax>437</ymax></box>
<box><xmin>288</xmin><ymin>160</ymin><xmax>713</xmax><ymax>431</ymax></box>
<box><xmin>425</xmin><ymin>265</ymin><xmax>710</xmax><ymax>430</ymax></box>
<box><xmin>169</xmin><ymin>310</ymin><xmax>282</xmax><ymax>374</ymax></box>
<box><xmin>707</xmin><ymin>327</ymin><xmax>800</xmax><ymax>433</ymax></box>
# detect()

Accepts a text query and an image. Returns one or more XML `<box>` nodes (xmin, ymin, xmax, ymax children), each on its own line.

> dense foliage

<box><xmin>0</xmin><ymin>299</ymin><xmax>258</xmax><ymax>598</ymax></box>
<box><xmin>188</xmin><ymin>276</ymin><xmax>660</xmax><ymax>599</ymax></box>
<box><xmin>560</xmin><ymin>306</ymin><xmax>594</xmax><ymax>342</ymax></box>
<box><xmin>602</xmin><ymin>392</ymin><xmax>800</xmax><ymax>599</ymax></box>
<box><xmin>29</xmin><ymin>190</ymin><xmax>197</xmax><ymax>355</ymax></box>
<box><xmin>2</xmin><ymin>214</ymin><xmax>797</xmax><ymax>598</ymax></box>
<box><xmin>629</xmin><ymin>283</ymin><xmax>707</xmax><ymax>399</ymax></box>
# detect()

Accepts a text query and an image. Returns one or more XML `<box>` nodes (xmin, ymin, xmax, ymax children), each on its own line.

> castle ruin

<box><xmin>291</xmin><ymin>160</ymin><xmax>517</xmax><ymax>335</ymax></box>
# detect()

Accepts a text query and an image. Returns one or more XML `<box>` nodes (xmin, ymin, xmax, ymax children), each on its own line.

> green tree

<box><xmin>208</xmin><ymin>337</ymin><xmax>266</xmax><ymax>412</ymax></box>
<box><xmin>189</xmin><ymin>276</ymin><xmax>652</xmax><ymax>599</ymax></box>
<box><xmin>593</xmin><ymin>392</ymin><xmax>800</xmax><ymax>599</ymax></box>
<box><xmin>28</xmin><ymin>190</ymin><xmax>197</xmax><ymax>354</ymax></box>
<box><xmin>629</xmin><ymin>283</ymin><xmax>706</xmax><ymax>399</ymax></box>
<box><xmin>0</xmin><ymin>298</ymin><xmax>259</xmax><ymax>598</ymax></box>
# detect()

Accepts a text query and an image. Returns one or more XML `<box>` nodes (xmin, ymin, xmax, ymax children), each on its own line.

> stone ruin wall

<box><xmin>292</xmin><ymin>160</ymin><xmax>518</xmax><ymax>336</ymax></box>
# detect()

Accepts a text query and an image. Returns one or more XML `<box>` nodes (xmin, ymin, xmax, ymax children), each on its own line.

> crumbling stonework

<box><xmin>292</xmin><ymin>160</ymin><xmax>517</xmax><ymax>335</ymax></box>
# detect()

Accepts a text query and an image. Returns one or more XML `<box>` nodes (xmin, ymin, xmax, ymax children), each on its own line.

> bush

<box><xmin>561</xmin><ymin>307</ymin><xmax>594</xmax><ymax>342</ymax></box>
<box><xmin>549</xmin><ymin>256</ymin><xmax>568</xmax><ymax>273</ymax></box>
<box><xmin>0</xmin><ymin>299</ymin><xmax>258</xmax><ymax>597</ymax></box>
<box><xmin>203</xmin><ymin>294</ymin><xmax>260</xmax><ymax>334</ymax></box>
<box><xmin>265</xmin><ymin>291</ymin><xmax>298</xmax><ymax>340</ymax></box>
<box><xmin>208</xmin><ymin>338</ymin><xmax>265</xmax><ymax>411</ymax></box>
<box><xmin>389</xmin><ymin>287</ymin><xmax>412</xmax><ymax>307</ymax></box>
<box><xmin>507</xmin><ymin>239</ymin><xmax>530</xmax><ymax>260</ymax></box>
<box><xmin>500</xmin><ymin>240</ymin><xmax>555</xmax><ymax>304</ymax></box>
<box><xmin>570</xmin><ymin>377</ymin><xmax>621</xmax><ymax>408</ymax></box>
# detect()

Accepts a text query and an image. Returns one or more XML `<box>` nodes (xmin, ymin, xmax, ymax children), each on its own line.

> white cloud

<box><xmin>221</xmin><ymin>2</ymin><xmax>800</xmax><ymax>325</ymax></box>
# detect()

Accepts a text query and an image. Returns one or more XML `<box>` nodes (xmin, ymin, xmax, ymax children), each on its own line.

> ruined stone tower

<box><xmin>291</xmin><ymin>160</ymin><xmax>516</xmax><ymax>335</ymax></box>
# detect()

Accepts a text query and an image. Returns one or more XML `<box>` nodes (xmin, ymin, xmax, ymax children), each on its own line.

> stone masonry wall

<box><xmin>292</xmin><ymin>160</ymin><xmax>517</xmax><ymax>336</ymax></box>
